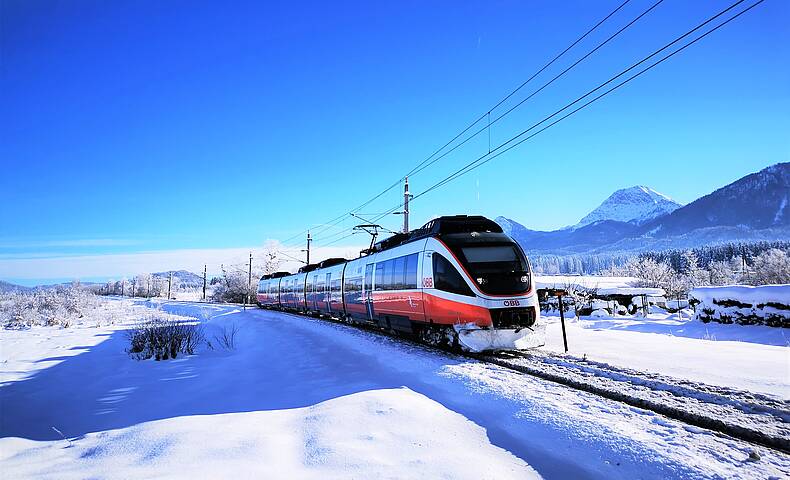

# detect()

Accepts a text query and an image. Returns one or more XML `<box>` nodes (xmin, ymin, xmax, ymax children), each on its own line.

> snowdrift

<box><xmin>690</xmin><ymin>285</ymin><xmax>790</xmax><ymax>328</ymax></box>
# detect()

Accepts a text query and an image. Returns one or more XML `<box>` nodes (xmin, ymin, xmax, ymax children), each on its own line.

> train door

<box><xmin>364</xmin><ymin>263</ymin><xmax>375</xmax><ymax>321</ymax></box>
<box><xmin>311</xmin><ymin>274</ymin><xmax>319</xmax><ymax>311</ymax></box>
<box><xmin>422</xmin><ymin>251</ymin><xmax>434</xmax><ymax>290</ymax></box>
<box><xmin>325</xmin><ymin>272</ymin><xmax>332</xmax><ymax>313</ymax></box>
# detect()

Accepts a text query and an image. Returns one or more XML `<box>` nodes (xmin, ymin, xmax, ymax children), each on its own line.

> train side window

<box><xmin>384</xmin><ymin>259</ymin><xmax>395</xmax><ymax>289</ymax></box>
<box><xmin>392</xmin><ymin>256</ymin><xmax>406</xmax><ymax>289</ymax></box>
<box><xmin>375</xmin><ymin>262</ymin><xmax>384</xmax><ymax>290</ymax></box>
<box><xmin>433</xmin><ymin>254</ymin><xmax>474</xmax><ymax>296</ymax></box>
<box><xmin>405</xmin><ymin>253</ymin><xmax>418</xmax><ymax>289</ymax></box>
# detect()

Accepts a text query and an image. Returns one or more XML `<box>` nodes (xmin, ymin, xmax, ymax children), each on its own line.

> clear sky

<box><xmin>1</xmin><ymin>0</ymin><xmax>788</xmax><ymax>285</ymax></box>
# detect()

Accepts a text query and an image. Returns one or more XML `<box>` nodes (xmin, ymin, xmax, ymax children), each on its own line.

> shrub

<box><xmin>214</xmin><ymin>323</ymin><xmax>240</xmax><ymax>350</ymax></box>
<box><xmin>126</xmin><ymin>317</ymin><xmax>205</xmax><ymax>360</ymax></box>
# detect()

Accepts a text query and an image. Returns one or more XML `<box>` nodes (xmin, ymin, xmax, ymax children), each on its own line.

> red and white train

<box><xmin>257</xmin><ymin>215</ymin><xmax>544</xmax><ymax>352</ymax></box>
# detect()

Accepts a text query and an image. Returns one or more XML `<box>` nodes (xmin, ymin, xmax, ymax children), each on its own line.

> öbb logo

<box><xmin>503</xmin><ymin>300</ymin><xmax>520</xmax><ymax>307</ymax></box>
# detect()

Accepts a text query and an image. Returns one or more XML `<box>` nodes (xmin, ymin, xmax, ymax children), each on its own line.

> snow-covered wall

<box><xmin>690</xmin><ymin>285</ymin><xmax>790</xmax><ymax>328</ymax></box>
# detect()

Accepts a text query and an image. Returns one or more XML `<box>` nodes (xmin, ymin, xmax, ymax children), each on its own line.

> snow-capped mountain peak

<box><xmin>575</xmin><ymin>185</ymin><xmax>681</xmax><ymax>228</ymax></box>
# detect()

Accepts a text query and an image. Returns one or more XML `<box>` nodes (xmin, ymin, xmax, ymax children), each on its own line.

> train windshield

<box><xmin>461</xmin><ymin>246</ymin><xmax>523</xmax><ymax>264</ymax></box>
<box><xmin>456</xmin><ymin>244</ymin><xmax>531</xmax><ymax>295</ymax></box>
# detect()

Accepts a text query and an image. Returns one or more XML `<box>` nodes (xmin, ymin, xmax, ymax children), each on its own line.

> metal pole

<box><xmin>558</xmin><ymin>294</ymin><xmax>568</xmax><ymax>353</ymax></box>
<box><xmin>168</xmin><ymin>272</ymin><xmax>172</xmax><ymax>300</ymax></box>
<box><xmin>403</xmin><ymin>177</ymin><xmax>410</xmax><ymax>233</ymax></box>
<box><xmin>246</xmin><ymin>252</ymin><xmax>252</xmax><ymax>309</ymax></box>
<box><xmin>306</xmin><ymin>231</ymin><xmax>312</xmax><ymax>264</ymax></box>
<box><xmin>203</xmin><ymin>265</ymin><xmax>207</xmax><ymax>301</ymax></box>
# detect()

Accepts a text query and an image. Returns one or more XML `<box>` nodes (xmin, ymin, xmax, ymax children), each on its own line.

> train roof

<box><xmin>370</xmin><ymin>215</ymin><xmax>503</xmax><ymax>253</ymax></box>
<box><xmin>298</xmin><ymin>263</ymin><xmax>321</xmax><ymax>273</ymax></box>
<box><xmin>269</xmin><ymin>271</ymin><xmax>290</xmax><ymax>278</ymax></box>
<box><xmin>319</xmin><ymin>257</ymin><xmax>347</xmax><ymax>268</ymax></box>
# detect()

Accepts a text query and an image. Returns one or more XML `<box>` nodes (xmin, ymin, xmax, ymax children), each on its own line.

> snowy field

<box><xmin>1</xmin><ymin>298</ymin><xmax>789</xmax><ymax>479</ymax></box>
<box><xmin>542</xmin><ymin>311</ymin><xmax>790</xmax><ymax>399</ymax></box>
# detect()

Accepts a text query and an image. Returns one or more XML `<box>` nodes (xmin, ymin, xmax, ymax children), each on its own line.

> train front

<box><xmin>427</xmin><ymin>216</ymin><xmax>545</xmax><ymax>352</ymax></box>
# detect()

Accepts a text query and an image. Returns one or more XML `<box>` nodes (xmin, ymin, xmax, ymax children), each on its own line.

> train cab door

<box><xmin>325</xmin><ymin>272</ymin><xmax>332</xmax><ymax>313</ymax></box>
<box><xmin>364</xmin><ymin>263</ymin><xmax>375</xmax><ymax>321</ymax></box>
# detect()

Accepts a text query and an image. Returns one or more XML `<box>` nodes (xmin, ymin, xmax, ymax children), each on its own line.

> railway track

<box><xmin>153</xmin><ymin>299</ymin><xmax>790</xmax><ymax>455</ymax></box>
<box><xmin>476</xmin><ymin>349</ymin><xmax>790</xmax><ymax>454</ymax></box>
<box><xmin>291</xmin><ymin>309</ymin><xmax>790</xmax><ymax>454</ymax></box>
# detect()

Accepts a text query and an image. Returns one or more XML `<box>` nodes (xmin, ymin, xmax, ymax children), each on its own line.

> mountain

<box><xmin>0</xmin><ymin>280</ymin><xmax>31</xmax><ymax>293</ymax></box>
<box><xmin>640</xmin><ymin>162</ymin><xmax>790</xmax><ymax>237</ymax></box>
<box><xmin>498</xmin><ymin>162</ymin><xmax>790</xmax><ymax>256</ymax></box>
<box><xmin>575</xmin><ymin>186</ymin><xmax>681</xmax><ymax>228</ymax></box>
<box><xmin>496</xmin><ymin>217</ymin><xmax>640</xmax><ymax>255</ymax></box>
<box><xmin>153</xmin><ymin>270</ymin><xmax>204</xmax><ymax>289</ymax></box>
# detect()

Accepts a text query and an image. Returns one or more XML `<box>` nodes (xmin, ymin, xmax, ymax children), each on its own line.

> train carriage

<box><xmin>257</xmin><ymin>215</ymin><xmax>544</xmax><ymax>352</ymax></box>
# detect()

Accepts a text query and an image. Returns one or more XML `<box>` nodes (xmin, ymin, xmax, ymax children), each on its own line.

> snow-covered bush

<box><xmin>690</xmin><ymin>285</ymin><xmax>790</xmax><ymax>328</ymax></box>
<box><xmin>0</xmin><ymin>287</ymin><xmax>99</xmax><ymax>329</ymax></box>
<box><xmin>126</xmin><ymin>317</ymin><xmax>205</xmax><ymax>360</ymax></box>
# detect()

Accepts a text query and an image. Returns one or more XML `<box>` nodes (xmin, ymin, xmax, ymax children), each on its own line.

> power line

<box><xmin>276</xmin><ymin>0</ymin><xmax>633</xmax><ymax>248</ymax></box>
<box><xmin>302</xmin><ymin>0</ymin><xmax>764</xmax><ymax>252</ymax></box>
<box><xmin>403</xmin><ymin>0</ymin><xmax>664</xmax><ymax>181</ymax></box>
<box><xmin>320</xmin><ymin>0</ymin><xmax>762</xmax><ymax>247</ymax></box>
<box><xmin>406</xmin><ymin>0</ymin><xmax>765</xmax><ymax>209</ymax></box>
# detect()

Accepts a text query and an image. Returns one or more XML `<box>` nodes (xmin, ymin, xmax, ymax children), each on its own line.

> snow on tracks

<box><xmin>481</xmin><ymin>350</ymin><xmax>790</xmax><ymax>453</ymax></box>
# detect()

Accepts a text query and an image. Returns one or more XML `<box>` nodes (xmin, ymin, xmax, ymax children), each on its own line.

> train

<box><xmin>257</xmin><ymin>215</ymin><xmax>545</xmax><ymax>352</ymax></box>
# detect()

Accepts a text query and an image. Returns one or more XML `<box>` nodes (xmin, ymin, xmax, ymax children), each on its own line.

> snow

<box><xmin>542</xmin><ymin>312</ymin><xmax>790</xmax><ymax>399</ymax></box>
<box><xmin>1</xmin><ymin>388</ymin><xmax>536</xmax><ymax>479</ymax></box>
<box><xmin>690</xmin><ymin>284</ymin><xmax>790</xmax><ymax>327</ymax></box>
<box><xmin>597</xmin><ymin>287</ymin><xmax>665</xmax><ymax>296</ymax></box>
<box><xmin>455</xmin><ymin>323</ymin><xmax>546</xmax><ymax>352</ymax></box>
<box><xmin>2</xmin><ymin>300</ymin><xmax>789</xmax><ymax>479</ymax></box>
<box><xmin>535</xmin><ymin>275</ymin><xmax>640</xmax><ymax>290</ymax></box>
<box><xmin>691</xmin><ymin>284</ymin><xmax>790</xmax><ymax>305</ymax></box>
<box><xmin>574</xmin><ymin>185</ymin><xmax>681</xmax><ymax>228</ymax></box>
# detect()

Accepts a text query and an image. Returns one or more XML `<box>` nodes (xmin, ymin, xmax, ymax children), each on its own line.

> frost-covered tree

<box><xmin>620</xmin><ymin>257</ymin><xmax>673</xmax><ymax>288</ymax></box>
<box><xmin>211</xmin><ymin>263</ymin><xmax>263</xmax><ymax>303</ymax></box>
<box><xmin>707</xmin><ymin>260</ymin><xmax>736</xmax><ymax>286</ymax></box>
<box><xmin>747</xmin><ymin>249</ymin><xmax>790</xmax><ymax>285</ymax></box>
<box><xmin>262</xmin><ymin>240</ymin><xmax>282</xmax><ymax>275</ymax></box>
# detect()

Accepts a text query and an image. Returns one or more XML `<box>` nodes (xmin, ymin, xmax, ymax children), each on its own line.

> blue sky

<box><xmin>1</xmin><ymin>0</ymin><xmax>788</xmax><ymax>285</ymax></box>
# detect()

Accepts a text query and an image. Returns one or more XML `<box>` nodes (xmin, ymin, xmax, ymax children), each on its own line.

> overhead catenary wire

<box><xmin>276</xmin><ymin>0</ymin><xmax>633</xmax><ymax>248</ymax></box>
<box><xmin>412</xmin><ymin>0</ymin><xmax>761</xmax><ymax>201</ymax></box>
<box><xmin>298</xmin><ymin>0</ymin><xmax>764</xmax><ymax>255</ymax></box>
<box><xmin>316</xmin><ymin>0</ymin><xmax>763</xmax><ymax>249</ymax></box>
<box><xmin>403</xmin><ymin>0</ymin><xmax>664</xmax><ymax>182</ymax></box>
<box><xmin>344</xmin><ymin>0</ymin><xmax>765</xmax><ymax>233</ymax></box>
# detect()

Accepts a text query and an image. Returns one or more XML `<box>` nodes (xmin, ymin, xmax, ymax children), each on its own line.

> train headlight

<box><xmin>476</xmin><ymin>277</ymin><xmax>487</xmax><ymax>285</ymax></box>
<box><xmin>520</xmin><ymin>275</ymin><xmax>529</xmax><ymax>283</ymax></box>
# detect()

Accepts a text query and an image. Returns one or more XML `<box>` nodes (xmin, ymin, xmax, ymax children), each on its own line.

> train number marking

<box><xmin>422</xmin><ymin>278</ymin><xmax>433</xmax><ymax>288</ymax></box>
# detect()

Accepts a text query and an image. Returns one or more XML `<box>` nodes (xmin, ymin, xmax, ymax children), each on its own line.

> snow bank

<box><xmin>690</xmin><ymin>285</ymin><xmax>790</xmax><ymax>328</ymax></box>
<box><xmin>535</xmin><ymin>275</ymin><xmax>639</xmax><ymax>290</ymax></box>
<box><xmin>691</xmin><ymin>285</ymin><xmax>790</xmax><ymax>305</ymax></box>
<box><xmin>597</xmin><ymin>287</ymin><xmax>665</xmax><ymax>296</ymax></box>
<box><xmin>1</xmin><ymin>388</ymin><xmax>538</xmax><ymax>480</ymax></box>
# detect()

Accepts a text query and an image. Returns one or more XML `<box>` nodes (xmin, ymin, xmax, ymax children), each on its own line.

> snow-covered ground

<box><xmin>535</xmin><ymin>275</ymin><xmax>641</xmax><ymax>290</ymax></box>
<box><xmin>1</xmin><ymin>299</ymin><xmax>789</xmax><ymax>479</ymax></box>
<box><xmin>542</xmin><ymin>310</ymin><xmax>790</xmax><ymax>399</ymax></box>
